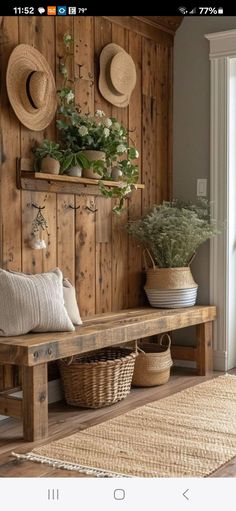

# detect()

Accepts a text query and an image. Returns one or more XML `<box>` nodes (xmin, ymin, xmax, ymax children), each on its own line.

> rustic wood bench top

<box><xmin>0</xmin><ymin>305</ymin><xmax>217</xmax><ymax>441</ymax></box>
<box><xmin>0</xmin><ymin>305</ymin><xmax>216</xmax><ymax>367</ymax></box>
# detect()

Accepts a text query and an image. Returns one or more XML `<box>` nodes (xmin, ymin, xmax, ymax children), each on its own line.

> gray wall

<box><xmin>173</xmin><ymin>17</ymin><xmax>236</xmax><ymax>349</ymax></box>
<box><xmin>173</xmin><ymin>16</ymin><xmax>236</xmax><ymax>304</ymax></box>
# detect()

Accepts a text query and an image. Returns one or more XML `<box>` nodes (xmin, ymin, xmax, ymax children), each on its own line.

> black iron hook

<box><xmin>68</xmin><ymin>204</ymin><xmax>80</xmax><ymax>210</ymax></box>
<box><xmin>32</xmin><ymin>203</ymin><xmax>45</xmax><ymax>211</ymax></box>
<box><xmin>85</xmin><ymin>200</ymin><xmax>98</xmax><ymax>213</ymax></box>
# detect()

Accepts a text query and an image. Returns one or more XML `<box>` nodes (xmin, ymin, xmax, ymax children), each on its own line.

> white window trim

<box><xmin>205</xmin><ymin>30</ymin><xmax>236</xmax><ymax>370</ymax></box>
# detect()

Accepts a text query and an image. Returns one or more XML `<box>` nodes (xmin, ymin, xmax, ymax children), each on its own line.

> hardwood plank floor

<box><xmin>0</xmin><ymin>368</ymin><xmax>235</xmax><ymax>477</ymax></box>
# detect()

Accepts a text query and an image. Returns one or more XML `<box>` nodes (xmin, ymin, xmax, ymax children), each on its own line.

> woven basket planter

<box><xmin>58</xmin><ymin>347</ymin><xmax>137</xmax><ymax>409</ymax></box>
<box><xmin>143</xmin><ymin>249</ymin><xmax>198</xmax><ymax>308</ymax></box>
<box><xmin>132</xmin><ymin>334</ymin><xmax>173</xmax><ymax>387</ymax></box>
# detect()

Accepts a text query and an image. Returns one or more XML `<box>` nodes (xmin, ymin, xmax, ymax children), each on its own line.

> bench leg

<box><xmin>22</xmin><ymin>364</ymin><xmax>48</xmax><ymax>441</ymax></box>
<box><xmin>196</xmin><ymin>321</ymin><xmax>213</xmax><ymax>376</ymax></box>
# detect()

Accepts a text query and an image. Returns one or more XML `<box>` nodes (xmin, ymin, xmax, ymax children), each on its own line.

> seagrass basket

<box><xmin>143</xmin><ymin>249</ymin><xmax>198</xmax><ymax>308</ymax></box>
<box><xmin>132</xmin><ymin>334</ymin><xmax>173</xmax><ymax>387</ymax></box>
<box><xmin>58</xmin><ymin>347</ymin><xmax>137</xmax><ymax>409</ymax></box>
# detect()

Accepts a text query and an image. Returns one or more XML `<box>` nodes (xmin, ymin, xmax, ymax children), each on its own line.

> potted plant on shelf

<box><xmin>56</xmin><ymin>33</ymin><xmax>139</xmax><ymax>213</ymax></box>
<box><xmin>126</xmin><ymin>199</ymin><xmax>219</xmax><ymax>308</ymax></box>
<box><xmin>57</xmin><ymin>106</ymin><xmax>139</xmax><ymax>212</ymax></box>
<box><xmin>32</xmin><ymin>140</ymin><xmax>63</xmax><ymax>175</ymax></box>
<box><xmin>60</xmin><ymin>150</ymin><xmax>89</xmax><ymax>177</ymax></box>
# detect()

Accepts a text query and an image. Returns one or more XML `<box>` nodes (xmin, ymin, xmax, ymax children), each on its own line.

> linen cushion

<box><xmin>63</xmin><ymin>278</ymin><xmax>82</xmax><ymax>326</ymax></box>
<box><xmin>7</xmin><ymin>269</ymin><xmax>82</xmax><ymax>327</ymax></box>
<box><xmin>0</xmin><ymin>268</ymin><xmax>75</xmax><ymax>336</ymax></box>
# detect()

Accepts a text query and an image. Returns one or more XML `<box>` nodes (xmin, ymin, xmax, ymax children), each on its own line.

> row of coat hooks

<box><xmin>29</xmin><ymin>198</ymin><xmax>98</xmax><ymax>250</ymax></box>
<box><xmin>30</xmin><ymin>199</ymin><xmax>98</xmax><ymax>214</ymax></box>
<box><xmin>66</xmin><ymin>200</ymin><xmax>98</xmax><ymax>213</ymax></box>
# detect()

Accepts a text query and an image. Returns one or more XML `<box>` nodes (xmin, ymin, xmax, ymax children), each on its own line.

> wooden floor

<box><xmin>0</xmin><ymin>368</ymin><xmax>235</xmax><ymax>477</ymax></box>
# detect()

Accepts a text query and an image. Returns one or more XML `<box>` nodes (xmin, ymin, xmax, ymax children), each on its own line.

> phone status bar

<box><xmin>3</xmin><ymin>4</ymin><xmax>234</xmax><ymax>16</ymax></box>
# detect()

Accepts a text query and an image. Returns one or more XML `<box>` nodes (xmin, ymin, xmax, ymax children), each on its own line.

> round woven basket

<box><xmin>58</xmin><ymin>347</ymin><xmax>137</xmax><ymax>409</ymax></box>
<box><xmin>143</xmin><ymin>249</ymin><xmax>198</xmax><ymax>308</ymax></box>
<box><xmin>132</xmin><ymin>334</ymin><xmax>173</xmax><ymax>387</ymax></box>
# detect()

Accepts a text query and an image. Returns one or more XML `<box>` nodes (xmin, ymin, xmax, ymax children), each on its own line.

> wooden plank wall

<box><xmin>0</xmin><ymin>16</ymin><xmax>173</xmax><ymax>389</ymax></box>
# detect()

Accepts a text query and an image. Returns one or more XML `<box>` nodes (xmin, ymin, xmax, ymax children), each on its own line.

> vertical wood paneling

<box><xmin>74</xmin><ymin>17</ymin><xmax>96</xmax><ymax>316</ymax></box>
<box><xmin>0</xmin><ymin>17</ymin><xmax>21</xmax><ymax>271</ymax></box>
<box><xmin>95</xmin><ymin>197</ymin><xmax>112</xmax><ymax>313</ymax></box>
<box><xmin>142</xmin><ymin>38</ymin><xmax>157</xmax><ymax>212</ymax></box>
<box><xmin>74</xmin><ymin>16</ymin><xmax>94</xmax><ymax>115</ymax></box>
<box><xmin>19</xmin><ymin>17</ymin><xmax>56</xmax><ymax>155</ymax></box>
<box><xmin>76</xmin><ymin>196</ymin><xmax>96</xmax><ymax>316</ymax></box>
<box><xmin>110</xmin><ymin>24</ymin><xmax>129</xmax><ymax>311</ymax></box>
<box><xmin>0</xmin><ymin>17</ymin><xmax>20</xmax><ymax>389</ymax></box>
<box><xmin>20</xmin><ymin>17</ymin><xmax>57</xmax><ymax>275</ymax></box>
<box><xmin>57</xmin><ymin>195</ymin><xmax>75</xmax><ymax>283</ymax></box>
<box><xmin>22</xmin><ymin>191</ymin><xmax>43</xmax><ymax>273</ymax></box>
<box><xmin>0</xmin><ymin>128</ymin><xmax>3</xmax><ymax>270</ymax></box>
<box><xmin>55</xmin><ymin>17</ymin><xmax>74</xmax><ymax>285</ymax></box>
<box><xmin>156</xmin><ymin>44</ymin><xmax>170</xmax><ymax>203</ymax></box>
<box><xmin>94</xmin><ymin>17</ymin><xmax>112</xmax><ymax>314</ymax></box>
<box><xmin>167</xmin><ymin>46</ymin><xmax>173</xmax><ymax>199</ymax></box>
<box><xmin>42</xmin><ymin>193</ymin><xmax>57</xmax><ymax>272</ymax></box>
<box><xmin>56</xmin><ymin>16</ymin><xmax>74</xmax><ymax>92</ymax></box>
<box><xmin>0</xmin><ymin>16</ymin><xmax>173</xmax><ymax>390</ymax></box>
<box><xmin>128</xmin><ymin>31</ymin><xmax>143</xmax><ymax>307</ymax></box>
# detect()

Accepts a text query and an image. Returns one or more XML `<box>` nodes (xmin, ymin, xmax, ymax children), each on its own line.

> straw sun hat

<box><xmin>6</xmin><ymin>44</ymin><xmax>57</xmax><ymax>131</ymax></box>
<box><xmin>99</xmin><ymin>43</ymin><xmax>137</xmax><ymax>108</ymax></box>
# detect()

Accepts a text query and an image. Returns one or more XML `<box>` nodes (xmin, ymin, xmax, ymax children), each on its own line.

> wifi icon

<box><xmin>178</xmin><ymin>6</ymin><xmax>188</xmax><ymax>14</ymax></box>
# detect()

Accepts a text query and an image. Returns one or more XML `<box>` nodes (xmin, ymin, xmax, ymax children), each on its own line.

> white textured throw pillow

<box><xmin>63</xmin><ymin>278</ymin><xmax>82</xmax><ymax>326</ymax></box>
<box><xmin>0</xmin><ymin>268</ymin><xmax>75</xmax><ymax>336</ymax></box>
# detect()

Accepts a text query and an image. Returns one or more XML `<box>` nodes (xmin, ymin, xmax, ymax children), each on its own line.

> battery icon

<box><xmin>218</xmin><ymin>7</ymin><xmax>223</xmax><ymax>14</ymax></box>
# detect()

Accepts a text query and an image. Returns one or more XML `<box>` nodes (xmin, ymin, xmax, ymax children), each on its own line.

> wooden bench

<box><xmin>0</xmin><ymin>305</ymin><xmax>216</xmax><ymax>441</ymax></box>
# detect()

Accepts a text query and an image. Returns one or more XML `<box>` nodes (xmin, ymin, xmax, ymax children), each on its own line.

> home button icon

<box><xmin>114</xmin><ymin>489</ymin><xmax>125</xmax><ymax>500</ymax></box>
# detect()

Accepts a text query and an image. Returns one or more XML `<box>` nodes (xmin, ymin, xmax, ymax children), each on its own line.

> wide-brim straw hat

<box><xmin>6</xmin><ymin>44</ymin><xmax>57</xmax><ymax>131</ymax></box>
<box><xmin>99</xmin><ymin>43</ymin><xmax>136</xmax><ymax>108</ymax></box>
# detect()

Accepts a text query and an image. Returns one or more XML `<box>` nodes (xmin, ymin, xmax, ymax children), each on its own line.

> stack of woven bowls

<box><xmin>144</xmin><ymin>267</ymin><xmax>198</xmax><ymax>308</ymax></box>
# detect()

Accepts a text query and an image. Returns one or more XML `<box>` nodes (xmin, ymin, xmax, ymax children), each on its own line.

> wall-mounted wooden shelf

<box><xmin>17</xmin><ymin>158</ymin><xmax>145</xmax><ymax>197</ymax></box>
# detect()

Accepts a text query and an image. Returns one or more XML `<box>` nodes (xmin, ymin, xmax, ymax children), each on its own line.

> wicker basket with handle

<box><xmin>58</xmin><ymin>347</ymin><xmax>137</xmax><ymax>409</ymax></box>
<box><xmin>132</xmin><ymin>334</ymin><xmax>173</xmax><ymax>387</ymax></box>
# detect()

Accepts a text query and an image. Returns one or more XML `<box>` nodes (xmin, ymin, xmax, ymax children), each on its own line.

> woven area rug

<box><xmin>13</xmin><ymin>375</ymin><xmax>236</xmax><ymax>477</ymax></box>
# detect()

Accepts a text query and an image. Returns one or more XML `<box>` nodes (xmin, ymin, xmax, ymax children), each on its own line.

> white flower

<box><xmin>135</xmin><ymin>149</ymin><xmax>139</xmax><ymax>158</ymax></box>
<box><xmin>78</xmin><ymin>126</ymin><xmax>88</xmax><ymax>136</ymax></box>
<box><xmin>65</xmin><ymin>90</ymin><xmax>75</xmax><ymax>104</ymax></box>
<box><xmin>118</xmin><ymin>170</ymin><xmax>123</xmax><ymax>176</ymax></box>
<box><xmin>95</xmin><ymin>109</ymin><xmax>105</xmax><ymax>118</ymax></box>
<box><xmin>103</xmin><ymin>128</ymin><xmax>110</xmax><ymax>138</ymax></box>
<box><xmin>104</xmin><ymin>118</ymin><xmax>112</xmax><ymax>128</ymax></box>
<box><xmin>117</xmin><ymin>144</ymin><xmax>126</xmax><ymax>154</ymax></box>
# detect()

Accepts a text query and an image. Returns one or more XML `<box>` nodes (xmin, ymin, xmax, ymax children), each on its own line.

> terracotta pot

<box><xmin>81</xmin><ymin>150</ymin><xmax>105</xmax><ymax>180</ymax></box>
<box><xmin>41</xmin><ymin>155</ymin><xmax>60</xmax><ymax>175</ymax></box>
